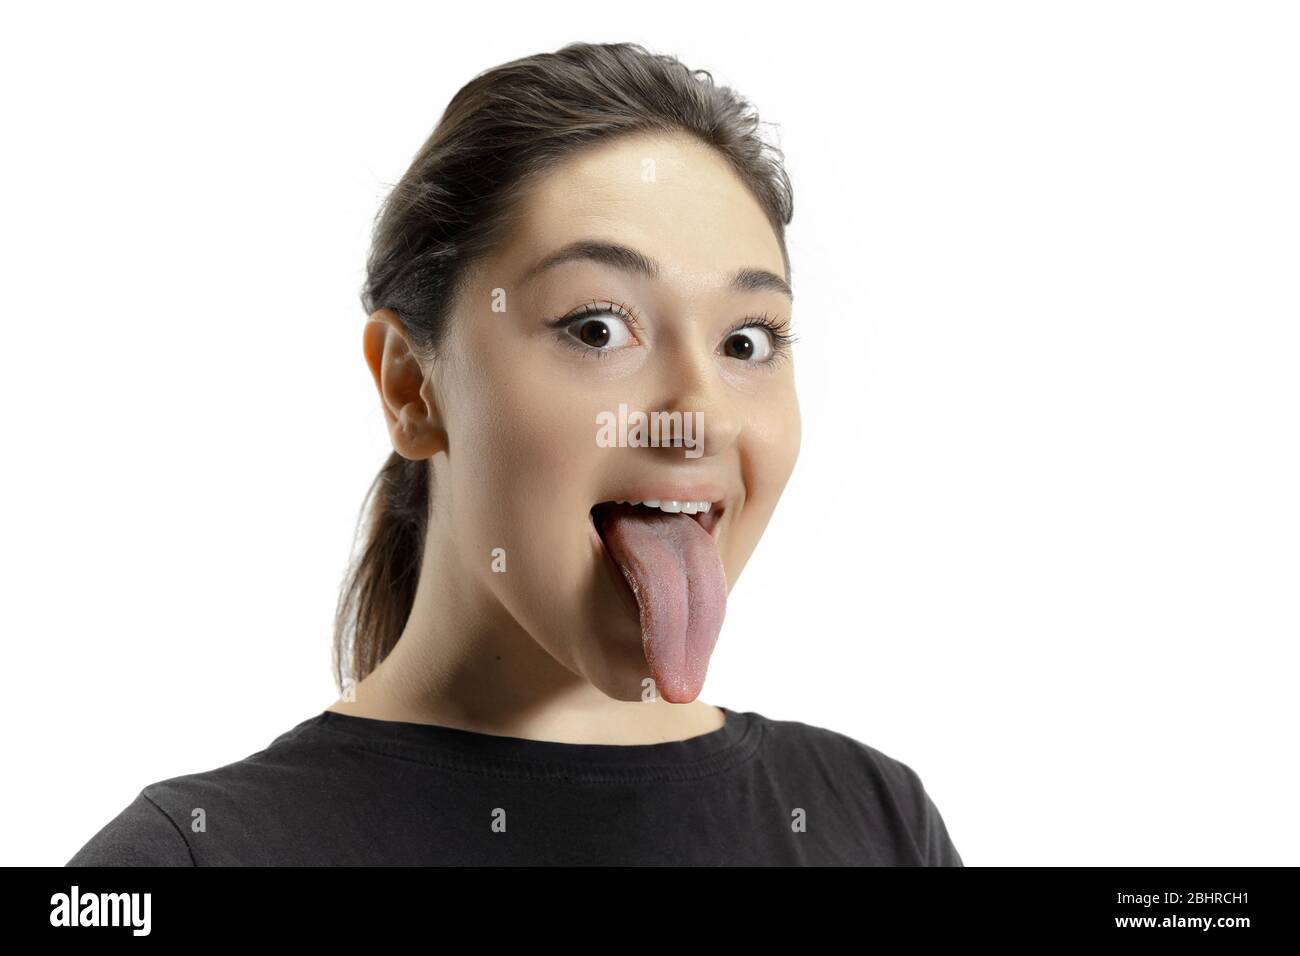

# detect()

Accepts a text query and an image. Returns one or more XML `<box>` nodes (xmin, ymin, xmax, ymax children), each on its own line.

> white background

<box><xmin>2</xmin><ymin>1</ymin><xmax>1296</xmax><ymax>866</ymax></box>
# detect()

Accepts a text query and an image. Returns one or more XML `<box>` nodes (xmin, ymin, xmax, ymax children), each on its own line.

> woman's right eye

<box><xmin>561</xmin><ymin>312</ymin><xmax>635</xmax><ymax>351</ymax></box>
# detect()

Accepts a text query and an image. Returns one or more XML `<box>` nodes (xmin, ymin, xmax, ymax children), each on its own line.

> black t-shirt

<box><xmin>65</xmin><ymin>706</ymin><xmax>964</xmax><ymax>866</ymax></box>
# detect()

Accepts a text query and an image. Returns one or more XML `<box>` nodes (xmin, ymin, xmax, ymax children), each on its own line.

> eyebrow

<box><xmin>519</xmin><ymin>239</ymin><xmax>793</xmax><ymax>301</ymax></box>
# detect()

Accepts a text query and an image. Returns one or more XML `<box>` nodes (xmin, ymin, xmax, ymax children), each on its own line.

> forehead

<box><xmin>497</xmin><ymin>131</ymin><xmax>786</xmax><ymax>290</ymax></box>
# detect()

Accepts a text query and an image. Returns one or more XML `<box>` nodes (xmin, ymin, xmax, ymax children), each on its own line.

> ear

<box><xmin>362</xmin><ymin>309</ymin><xmax>447</xmax><ymax>460</ymax></box>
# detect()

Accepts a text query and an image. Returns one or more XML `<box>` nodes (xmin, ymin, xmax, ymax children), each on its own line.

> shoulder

<box><xmin>65</xmin><ymin>788</ymin><xmax>195</xmax><ymax>866</ymax></box>
<box><xmin>65</xmin><ymin>714</ymin><xmax>330</xmax><ymax>867</ymax></box>
<box><xmin>750</xmin><ymin>710</ymin><xmax>932</xmax><ymax>797</ymax></box>
<box><xmin>748</xmin><ymin>711</ymin><xmax>965</xmax><ymax>866</ymax></box>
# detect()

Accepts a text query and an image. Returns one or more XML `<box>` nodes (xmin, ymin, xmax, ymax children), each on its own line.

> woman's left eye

<box><xmin>721</xmin><ymin>326</ymin><xmax>774</xmax><ymax>362</ymax></box>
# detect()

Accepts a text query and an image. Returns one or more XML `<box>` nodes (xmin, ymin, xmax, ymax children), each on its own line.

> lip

<box><xmin>605</xmin><ymin>485</ymin><xmax>730</xmax><ymax>506</ymax></box>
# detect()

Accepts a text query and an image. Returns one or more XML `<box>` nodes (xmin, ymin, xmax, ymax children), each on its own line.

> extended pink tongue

<box><xmin>600</xmin><ymin>507</ymin><xmax>727</xmax><ymax>703</ymax></box>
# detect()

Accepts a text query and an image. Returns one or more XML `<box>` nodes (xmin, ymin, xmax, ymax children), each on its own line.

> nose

<box><xmin>647</xmin><ymin>338</ymin><xmax>742</xmax><ymax>462</ymax></box>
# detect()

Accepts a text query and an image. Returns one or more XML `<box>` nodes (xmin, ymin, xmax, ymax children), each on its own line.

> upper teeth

<box><xmin>615</xmin><ymin>499</ymin><xmax>713</xmax><ymax>515</ymax></box>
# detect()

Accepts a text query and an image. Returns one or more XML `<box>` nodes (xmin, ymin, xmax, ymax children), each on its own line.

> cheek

<box><xmin>748</xmin><ymin>384</ymin><xmax>802</xmax><ymax>495</ymax></box>
<box><xmin>724</xmin><ymin>386</ymin><xmax>800</xmax><ymax>572</ymax></box>
<box><xmin>445</xmin><ymin>421</ymin><xmax>596</xmax><ymax>631</ymax></box>
<box><xmin>444</xmin><ymin>355</ymin><xmax>604</xmax><ymax>578</ymax></box>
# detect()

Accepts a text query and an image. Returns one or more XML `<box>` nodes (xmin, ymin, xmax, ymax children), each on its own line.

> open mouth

<box><xmin>587</xmin><ymin>496</ymin><xmax>730</xmax><ymax>703</ymax></box>
<box><xmin>590</xmin><ymin>499</ymin><xmax>725</xmax><ymax>539</ymax></box>
<box><xmin>589</xmin><ymin>498</ymin><xmax>725</xmax><ymax>623</ymax></box>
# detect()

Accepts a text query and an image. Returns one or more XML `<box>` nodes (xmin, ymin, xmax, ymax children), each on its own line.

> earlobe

<box><xmin>363</xmin><ymin>309</ymin><xmax>447</xmax><ymax>460</ymax></box>
<box><xmin>393</xmin><ymin>398</ymin><xmax>445</xmax><ymax>460</ymax></box>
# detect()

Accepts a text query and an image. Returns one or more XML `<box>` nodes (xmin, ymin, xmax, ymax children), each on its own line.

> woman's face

<box><xmin>420</xmin><ymin>130</ymin><xmax>799</xmax><ymax>703</ymax></box>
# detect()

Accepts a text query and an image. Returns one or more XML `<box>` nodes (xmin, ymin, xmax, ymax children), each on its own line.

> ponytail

<box><xmin>332</xmin><ymin>451</ymin><xmax>430</xmax><ymax>689</ymax></box>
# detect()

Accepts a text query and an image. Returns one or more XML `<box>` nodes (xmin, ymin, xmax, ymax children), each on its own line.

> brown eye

<box><xmin>579</xmin><ymin>319</ymin><xmax>610</xmax><ymax>347</ymax></box>
<box><xmin>722</xmin><ymin>327</ymin><xmax>773</xmax><ymax>361</ymax></box>
<box><xmin>564</xmin><ymin>313</ymin><xmax>635</xmax><ymax>351</ymax></box>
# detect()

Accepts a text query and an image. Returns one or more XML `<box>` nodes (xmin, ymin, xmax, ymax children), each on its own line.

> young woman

<box><xmin>67</xmin><ymin>41</ymin><xmax>963</xmax><ymax>866</ymax></box>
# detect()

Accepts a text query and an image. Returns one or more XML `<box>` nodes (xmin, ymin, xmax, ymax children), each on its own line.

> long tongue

<box><xmin>599</xmin><ymin>505</ymin><xmax>727</xmax><ymax>703</ymax></box>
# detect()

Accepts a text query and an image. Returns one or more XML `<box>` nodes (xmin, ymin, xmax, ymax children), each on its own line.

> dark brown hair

<box><xmin>333</xmin><ymin>41</ymin><xmax>795</xmax><ymax>691</ymax></box>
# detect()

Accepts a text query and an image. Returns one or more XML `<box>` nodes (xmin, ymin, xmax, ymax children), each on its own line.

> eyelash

<box><xmin>548</xmin><ymin>300</ymin><xmax>797</xmax><ymax>368</ymax></box>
